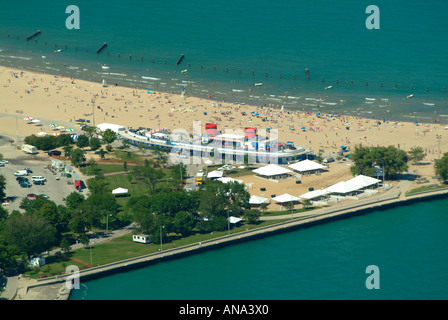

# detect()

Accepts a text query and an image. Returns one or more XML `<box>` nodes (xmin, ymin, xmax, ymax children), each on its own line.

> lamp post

<box><xmin>436</xmin><ymin>134</ymin><xmax>442</xmax><ymax>159</ymax></box>
<box><xmin>90</xmin><ymin>240</ymin><xmax>95</xmax><ymax>268</ymax></box>
<box><xmin>160</xmin><ymin>225</ymin><xmax>165</xmax><ymax>251</ymax></box>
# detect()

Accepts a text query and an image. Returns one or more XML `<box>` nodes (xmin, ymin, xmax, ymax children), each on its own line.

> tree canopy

<box><xmin>350</xmin><ymin>144</ymin><xmax>408</xmax><ymax>179</ymax></box>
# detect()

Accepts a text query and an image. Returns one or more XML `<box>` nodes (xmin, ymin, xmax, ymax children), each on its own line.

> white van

<box><xmin>14</xmin><ymin>170</ymin><xmax>29</xmax><ymax>176</ymax></box>
<box><xmin>31</xmin><ymin>176</ymin><xmax>46</xmax><ymax>182</ymax></box>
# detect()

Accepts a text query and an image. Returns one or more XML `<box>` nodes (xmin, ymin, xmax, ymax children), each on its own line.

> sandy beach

<box><xmin>1</xmin><ymin>64</ymin><xmax>447</xmax><ymax>211</ymax></box>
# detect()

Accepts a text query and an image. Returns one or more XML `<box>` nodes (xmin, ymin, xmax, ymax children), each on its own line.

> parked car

<box><xmin>38</xmin><ymin>194</ymin><xmax>49</xmax><ymax>199</ymax></box>
<box><xmin>24</xmin><ymin>168</ymin><xmax>33</xmax><ymax>173</ymax></box>
<box><xmin>17</xmin><ymin>177</ymin><xmax>29</xmax><ymax>182</ymax></box>
<box><xmin>0</xmin><ymin>160</ymin><xmax>8</xmax><ymax>165</ymax></box>
<box><xmin>33</xmin><ymin>180</ymin><xmax>45</xmax><ymax>185</ymax></box>
<box><xmin>323</xmin><ymin>157</ymin><xmax>335</xmax><ymax>163</ymax></box>
<box><xmin>26</xmin><ymin>193</ymin><xmax>37</xmax><ymax>198</ymax></box>
<box><xmin>20</xmin><ymin>182</ymin><xmax>32</xmax><ymax>188</ymax></box>
<box><xmin>14</xmin><ymin>170</ymin><xmax>29</xmax><ymax>176</ymax></box>
<box><xmin>48</xmin><ymin>150</ymin><xmax>62</xmax><ymax>156</ymax></box>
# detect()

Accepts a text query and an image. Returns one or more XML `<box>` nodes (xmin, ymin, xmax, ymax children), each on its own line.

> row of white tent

<box><xmin>249</xmin><ymin>174</ymin><xmax>382</xmax><ymax>206</ymax></box>
<box><xmin>252</xmin><ymin>160</ymin><xmax>327</xmax><ymax>177</ymax></box>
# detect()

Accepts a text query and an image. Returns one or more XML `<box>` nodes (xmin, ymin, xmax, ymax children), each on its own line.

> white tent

<box><xmin>249</xmin><ymin>195</ymin><xmax>269</xmax><ymax>205</ymax></box>
<box><xmin>288</xmin><ymin>159</ymin><xmax>327</xmax><ymax>173</ymax></box>
<box><xmin>272</xmin><ymin>193</ymin><xmax>301</xmax><ymax>203</ymax></box>
<box><xmin>347</xmin><ymin>175</ymin><xmax>381</xmax><ymax>189</ymax></box>
<box><xmin>299</xmin><ymin>189</ymin><xmax>330</xmax><ymax>200</ymax></box>
<box><xmin>228</xmin><ymin>216</ymin><xmax>243</xmax><ymax>224</ymax></box>
<box><xmin>112</xmin><ymin>187</ymin><xmax>129</xmax><ymax>195</ymax></box>
<box><xmin>207</xmin><ymin>170</ymin><xmax>224</xmax><ymax>179</ymax></box>
<box><xmin>253</xmin><ymin>164</ymin><xmax>292</xmax><ymax>178</ymax></box>
<box><xmin>217</xmin><ymin>177</ymin><xmax>243</xmax><ymax>184</ymax></box>
<box><xmin>325</xmin><ymin>181</ymin><xmax>359</xmax><ymax>194</ymax></box>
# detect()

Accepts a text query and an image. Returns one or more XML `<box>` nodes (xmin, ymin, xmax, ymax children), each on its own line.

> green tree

<box><xmin>3</xmin><ymin>215</ymin><xmax>56</xmax><ymax>259</ymax></box>
<box><xmin>243</xmin><ymin>209</ymin><xmax>261</xmax><ymax>224</ymax></box>
<box><xmin>70</xmin><ymin>148</ymin><xmax>86</xmax><ymax>167</ymax></box>
<box><xmin>60</xmin><ymin>237</ymin><xmax>72</xmax><ymax>254</ymax></box>
<box><xmin>89</xmin><ymin>137</ymin><xmax>101</xmax><ymax>151</ymax></box>
<box><xmin>350</xmin><ymin>144</ymin><xmax>408</xmax><ymax>179</ymax></box>
<box><xmin>64</xmin><ymin>192</ymin><xmax>85</xmax><ymax>210</ymax></box>
<box><xmin>132</xmin><ymin>164</ymin><xmax>166</xmax><ymax>191</ymax></box>
<box><xmin>408</xmin><ymin>146</ymin><xmax>425</xmax><ymax>176</ymax></box>
<box><xmin>102</xmin><ymin>129</ymin><xmax>117</xmax><ymax>145</ymax></box>
<box><xmin>0</xmin><ymin>238</ymin><xmax>16</xmax><ymax>278</ymax></box>
<box><xmin>173</xmin><ymin>211</ymin><xmax>196</xmax><ymax>237</ymax></box>
<box><xmin>0</xmin><ymin>175</ymin><xmax>6</xmax><ymax>200</ymax></box>
<box><xmin>76</xmin><ymin>134</ymin><xmax>89</xmax><ymax>149</ymax></box>
<box><xmin>56</xmin><ymin>134</ymin><xmax>73</xmax><ymax>147</ymax></box>
<box><xmin>435</xmin><ymin>153</ymin><xmax>448</xmax><ymax>182</ymax></box>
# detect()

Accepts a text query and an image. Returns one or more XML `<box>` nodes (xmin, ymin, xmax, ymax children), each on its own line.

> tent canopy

<box><xmin>299</xmin><ymin>189</ymin><xmax>330</xmax><ymax>200</ymax></box>
<box><xmin>217</xmin><ymin>177</ymin><xmax>243</xmax><ymax>184</ymax></box>
<box><xmin>228</xmin><ymin>216</ymin><xmax>243</xmax><ymax>224</ymax></box>
<box><xmin>272</xmin><ymin>193</ymin><xmax>301</xmax><ymax>203</ymax></box>
<box><xmin>346</xmin><ymin>175</ymin><xmax>381</xmax><ymax>189</ymax></box>
<box><xmin>249</xmin><ymin>195</ymin><xmax>269</xmax><ymax>205</ymax></box>
<box><xmin>288</xmin><ymin>159</ymin><xmax>327</xmax><ymax>172</ymax></box>
<box><xmin>207</xmin><ymin>170</ymin><xmax>224</xmax><ymax>179</ymax></box>
<box><xmin>112</xmin><ymin>187</ymin><xmax>129</xmax><ymax>194</ymax></box>
<box><xmin>252</xmin><ymin>164</ymin><xmax>292</xmax><ymax>177</ymax></box>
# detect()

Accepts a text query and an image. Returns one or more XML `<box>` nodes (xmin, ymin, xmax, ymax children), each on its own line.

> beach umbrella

<box><xmin>57</xmin><ymin>125</ymin><xmax>64</xmax><ymax>129</ymax></box>
<box><xmin>71</xmin><ymin>134</ymin><xmax>78</xmax><ymax>139</ymax></box>
<box><xmin>37</xmin><ymin>131</ymin><xmax>47</xmax><ymax>136</ymax></box>
<box><xmin>23</xmin><ymin>117</ymin><xmax>32</xmax><ymax>121</ymax></box>
<box><xmin>49</xmin><ymin>124</ymin><xmax>57</xmax><ymax>127</ymax></box>
<box><xmin>316</xmin><ymin>113</ymin><xmax>321</xmax><ymax>116</ymax></box>
<box><xmin>31</xmin><ymin>119</ymin><xmax>41</xmax><ymax>123</ymax></box>
<box><xmin>301</xmin><ymin>127</ymin><xmax>306</xmax><ymax>130</ymax></box>
<box><xmin>65</xmin><ymin>128</ymin><xmax>74</xmax><ymax>132</ymax></box>
<box><xmin>52</xmin><ymin>132</ymin><xmax>60</xmax><ymax>136</ymax></box>
<box><xmin>414</xmin><ymin>121</ymin><xmax>418</xmax><ymax>124</ymax></box>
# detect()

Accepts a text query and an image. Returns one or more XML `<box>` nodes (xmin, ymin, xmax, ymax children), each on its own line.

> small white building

<box><xmin>133</xmin><ymin>234</ymin><xmax>151</xmax><ymax>244</ymax></box>
<box><xmin>97</xmin><ymin>123</ymin><xmax>126</xmax><ymax>134</ymax></box>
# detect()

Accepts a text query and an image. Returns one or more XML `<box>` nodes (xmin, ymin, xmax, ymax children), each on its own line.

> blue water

<box><xmin>1</xmin><ymin>0</ymin><xmax>447</xmax><ymax>122</ymax></box>
<box><xmin>69</xmin><ymin>198</ymin><xmax>448</xmax><ymax>300</ymax></box>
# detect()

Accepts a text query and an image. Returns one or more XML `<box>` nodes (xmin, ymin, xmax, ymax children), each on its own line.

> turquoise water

<box><xmin>69</xmin><ymin>198</ymin><xmax>448</xmax><ymax>300</ymax></box>
<box><xmin>1</xmin><ymin>0</ymin><xmax>447</xmax><ymax>122</ymax></box>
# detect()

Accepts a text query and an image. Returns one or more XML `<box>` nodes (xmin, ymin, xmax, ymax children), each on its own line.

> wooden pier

<box><xmin>96</xmin><ymin>42</ymin><xmax>107</xmax><ymax>54</ymax></box>
<box><xmin>26</xmin><ymin>30</ymin><xmax>41</xmax><ymax>41</ymax></box>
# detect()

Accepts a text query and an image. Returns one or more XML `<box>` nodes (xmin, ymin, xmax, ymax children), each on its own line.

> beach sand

<box><xmin>1</xmin><ymin>65</ymin><xmax>447</xmax><ymax>210</ymax></box>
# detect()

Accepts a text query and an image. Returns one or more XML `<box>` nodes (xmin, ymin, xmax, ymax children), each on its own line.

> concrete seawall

<box><xmin>20</xmin><ymin>186</ymin><xmax>448</xmax><ymax>300</ymax></box>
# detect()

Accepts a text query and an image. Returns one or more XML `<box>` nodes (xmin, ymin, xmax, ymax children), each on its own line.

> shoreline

<box><xmin>1</xmin><ymin>63</ymin><xmax>448</xmax><ymax>299</ymax></box>
<box><xmin>13</xmin><ymin>183</ymin><xmax>448</xmax><ymax>300</ymax></box>
<box><xmin>1</xmin><ymin>63</ymin><xmax>448</xmax><ymax>127</ymax></box>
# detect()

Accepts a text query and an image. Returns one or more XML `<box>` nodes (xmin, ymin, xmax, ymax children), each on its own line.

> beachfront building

<box><xmin>288</xmin><ymin>159</ymin><xmax>327</xmax><ymax>176</ymax></box>
<box><xmin>97</xmin><ymin>123</ymin><xmax>126</xmax><ymax>134</ymax></box>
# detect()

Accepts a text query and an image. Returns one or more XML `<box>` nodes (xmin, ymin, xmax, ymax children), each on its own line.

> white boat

<box><xmin>101</xmin><ymin>65</ymin><xmax>110</xmax><ymax>70</ymax></box>
<box><xmin>254</xmin><ymin>83</ymin><xmax>263</xmax><ymax>86</ymax></box>
<box><xmin>325</xmin><ymin>86</ymin><xmax>332</xmax><ymax>90</ymax></box>
<box><xmin>406</xmin><ymin>94</ymin><xmax>414</xmax><ymax>99</ymax></box>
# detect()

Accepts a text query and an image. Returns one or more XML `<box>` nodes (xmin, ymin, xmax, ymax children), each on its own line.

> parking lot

<box><xmin>0</xmin><ymin>141</ymin><xmax>82</xmax><ymax>213</ymax></box>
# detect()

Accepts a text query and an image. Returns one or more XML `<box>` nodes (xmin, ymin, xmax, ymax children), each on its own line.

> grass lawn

<box><xmin>23</xmin><ymin>218</ymin><xmax>296</xmax><ymax>278</ymax></box>
<box><xmin>80</xmin><ymin>163</ymin><xmax>128</xmax><ymax>175</ymax></box>
<box><xmin>405</xmin><ymin>184</ymin><xmax>448</xmax><ymax>196</ymax></box>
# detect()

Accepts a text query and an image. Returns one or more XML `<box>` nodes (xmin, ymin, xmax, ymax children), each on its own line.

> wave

<box><xmin>0</xmin><ymin>55</ymin><xmax>31</xmax><ymax>60</ymax></box>
<box><xmin>142</xmin><ymin>76</ymin><xmax>161</xmax><ymax>81</ymax></box>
